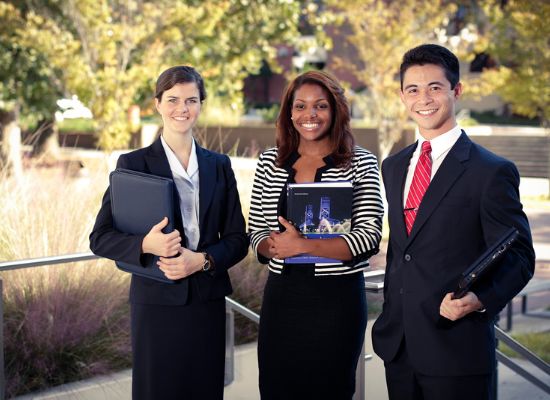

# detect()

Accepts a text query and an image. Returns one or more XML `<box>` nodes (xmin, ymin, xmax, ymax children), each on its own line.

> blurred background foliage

<box><xmin>0</xmin><ymin>0</ymin><xmax>301</xmax><ymax>150</ymax></box>
<box><xmin>1</xmin><ymin>0</ymin><xmax>547</xmax><ymax>158</ymax></box>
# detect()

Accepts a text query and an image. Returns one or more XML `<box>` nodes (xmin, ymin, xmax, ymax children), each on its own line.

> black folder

<box><xmin>110</xmin><ymin>168</ymin><xmax>176</xmax><ymax>283</ymax></box>
<box><xmin>452</xmin><ymin>227</ymin><xmax>519</xmax><ymax>299</ymax></box>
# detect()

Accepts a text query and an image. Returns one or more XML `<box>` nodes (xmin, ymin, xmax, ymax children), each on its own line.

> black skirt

<box><xmin>258</xmin><ymin>265</ymin><xmax>368</xmax><ymax>400</ymax></box>
<box><xmin>130</xmin><ymin>283</ymin><xmax>226</xmax><ymax>400</ymax></box>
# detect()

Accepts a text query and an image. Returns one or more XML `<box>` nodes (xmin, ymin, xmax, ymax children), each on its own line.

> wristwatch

<box><xmin>202</xmin><ymin>252</ymin><xmax>213</xmax><ymax>272</ymax></box>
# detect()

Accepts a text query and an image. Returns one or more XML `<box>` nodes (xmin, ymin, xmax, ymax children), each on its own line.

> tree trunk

<box><xmin>32</xmin><ymin>118</ymin><xmax>60</xmax><ymax>163</ymax></box>
<box><xmin>0</xmin><ymin>108</ymin><xmax>23</xmax><ymax>178</ymax></box>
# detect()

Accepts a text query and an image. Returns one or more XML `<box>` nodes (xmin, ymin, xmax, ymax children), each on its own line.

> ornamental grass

<box><xmin>0</xmin><ymin>155</ymin><xmax>264</xmax><ymax>397</ymax></box>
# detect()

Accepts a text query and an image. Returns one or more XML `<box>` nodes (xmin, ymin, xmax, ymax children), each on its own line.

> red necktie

<box><xmin>404</xmin><ymin>141</ymin><xmax>432</xmax><ymax>235</ymax></box>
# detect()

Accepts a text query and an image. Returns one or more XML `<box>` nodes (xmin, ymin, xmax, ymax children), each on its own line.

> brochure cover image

<box><xmin>285</xmin><ymin>181</ymin><xmax>352</xmax><ymax>265</ymax></box>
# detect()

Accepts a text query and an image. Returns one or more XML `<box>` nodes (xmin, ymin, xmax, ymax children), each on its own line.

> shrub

<box><xmin>0</xmin><ymin>161</ymin><xmax>133</xmax><ymax>397</ymax></box>
<box><xmin>228</xmin><ymin>253</ymin><xmax>268</xmax><ymax>345</ymax></box>
<box><xmin>3</xmin><ymin>261</ymin><xmax>131</xmax><ymax>397</ymax></box>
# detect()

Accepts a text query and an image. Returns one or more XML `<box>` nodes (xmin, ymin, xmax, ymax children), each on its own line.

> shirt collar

<box><xmin>418</xmin><ymin>125</ymin><xmax>462</xmax><ymax>161</ymax></box>
<box><xmin>160</xmin><ymin>135</ymin><xmax>199</xmax><ymax>180</ymax></box>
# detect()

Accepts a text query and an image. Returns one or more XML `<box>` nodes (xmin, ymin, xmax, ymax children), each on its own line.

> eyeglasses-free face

<box><xmin>291</xmin><ymin>83</ymin><xmax>333</xmax><ymax>144</ymax></box>
<box><xmin>155</xmin><ymin>82</ymin><xmax>202</xmax><ymax>138</ymax></box>
<box><xmin>400</xmin><ymin>63</ymin><xmax>462</xmax><ymax>140</ymax></box>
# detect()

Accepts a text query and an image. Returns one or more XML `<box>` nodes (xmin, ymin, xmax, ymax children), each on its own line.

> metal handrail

<box><xmin>0</xmin><ymin>253</ymin><xmax>369</xmax><ymax>399</ymax></box>
<box><xmin>495</xmin><ymin>326</ymin><xmax>550</xmax><ymax>394</ymax></box>
<box><xmin>0</xmin><ymin>252</ymin><xmax>100</xmax><ymax>271</ymax></box>
<box><xmin>225</xmin><ymin>296</ymin><xmax>260</xmax><ymax>324</ymax></box>
<box><xmin>3</xmin><ymin>255</ymin><xmax>548</xmax><ymax>399</ymax></box>
<box><xmin>0</xmin><ymin>253</ymin><xmax>261</xmax><ymax>326</ymax></box>
<box><xmin>0</xmin><ymin>252</ymin><xmax>263</xmax><ymax>400</ymax></box>
<box><xmin>363</xmin><ymin>271</ymin><xmax>550</xmax><ymax>397</ymax></box>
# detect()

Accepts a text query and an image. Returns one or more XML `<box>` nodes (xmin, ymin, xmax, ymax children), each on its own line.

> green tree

<box><xmin>2</xmin><ymin>0</ymin><xmax>301</xmax><ymax>151</ymax></box>
<box><xmin>0</xmin><ymin>2</ymin><xmax>65</xmax><ymax>171</ymax></box>
<box><xmin>480</xmin><ymin>0</ymin><xmax>550</xmax><ymax>126</ymax></box>
<box><xmin>320</xmin><ymin>0</ymin><xmax>458</xmax><ymax>159</ymax></box>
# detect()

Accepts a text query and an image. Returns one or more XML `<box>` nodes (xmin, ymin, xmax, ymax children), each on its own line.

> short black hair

<box><xmin>400</xmin><ymin>44</ymin><xmax>460</xmax><ymax>90</ymax></box>
<box><xmin>155</xmin><ymin>66</ymin><xmax>207</xmax><ymax>103</ymax></box>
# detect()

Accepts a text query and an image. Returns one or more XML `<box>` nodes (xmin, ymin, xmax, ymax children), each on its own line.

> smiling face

<box><xmin>155</xmin><ymin>82</ymin><xmax>201</xmax><ymax>138</ymax></box>
<box><xmin>291</xmin><ymin>83</ymin><xmax>332</xmax><ymax>144</ymax></box>
<box><xmin>400</xmin><ymin>63</ymin><xmax>462</xmax><ymax>140</ymax></box>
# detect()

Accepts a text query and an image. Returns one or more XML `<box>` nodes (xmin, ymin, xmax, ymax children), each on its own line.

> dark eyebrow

<box><xmin>186</xmin><ymin>96</ymin><xmax>200</xmax><ymax>101</ymax></box>
<box><xmin>293</xmin><ymin>98</ymin><xmax>329</xmax><ymax>103</ymax></box>
<box><xmin>429</xmin><ymin>81</ymin><xmax>446</xmax><ymax>86</ymax></box>
<box><xmin>403</xmin><ymin>84</ymin><xmax>417</xmax><ymax>91</ymax></box>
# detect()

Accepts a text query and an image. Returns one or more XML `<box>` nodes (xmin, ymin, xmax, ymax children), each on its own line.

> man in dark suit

<box><xmin>371</xmin><ymin>44</ymin><xmax>535</xmax><ymax>400</ymax></box>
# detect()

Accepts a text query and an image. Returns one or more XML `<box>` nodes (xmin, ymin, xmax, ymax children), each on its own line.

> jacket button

<box><xmin>399</xmin><ymin>288</ymin><xmax>404</xmax><ymax>295</ymax></box>
<box><xmin>404</xmin><ymin>254</ymin><xmax>411</xmax><ymax>262</ymax></box>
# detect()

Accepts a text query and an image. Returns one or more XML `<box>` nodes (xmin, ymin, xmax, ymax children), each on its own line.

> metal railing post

<box><xmin>0</xmin><ymin>278</ymin><xmax>5</xmax><ymax>400</ymax></box>
<box><xmin>224</xmin><ymin>304</ymin><xmax>235</xmax><ymax>386</ymax></box>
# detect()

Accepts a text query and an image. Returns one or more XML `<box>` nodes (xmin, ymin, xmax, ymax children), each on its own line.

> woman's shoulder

<box><xmin>258</xmin><ymin>147</ymin><xmax>278</xmax><ymax>164</ymax></box>
<box><xmin>352</xmin><ymin>145</ymin><xmax>378</xmax><ymax>165</ymax></box>
<box><xmin>196</xmin><ymin>145</ymin><xmax>228</xmax><ymax>162</ymax></box>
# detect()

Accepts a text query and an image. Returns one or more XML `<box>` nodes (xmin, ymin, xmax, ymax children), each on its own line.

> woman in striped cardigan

<box><xmin>248</xmin><ymin>70</ymin><xmax>384</xmax><ymax>399</ymax></box>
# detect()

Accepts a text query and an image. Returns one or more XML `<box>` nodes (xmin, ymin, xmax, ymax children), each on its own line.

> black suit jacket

<box><xmin>372</xmin><ymin>132</ymin><xmax>535</xmax><ymax>376</ymax></box>
<box><xmin>89</xmin><ymin>138</ymin><xmax>249</xmax><ymax>305</ymax></box>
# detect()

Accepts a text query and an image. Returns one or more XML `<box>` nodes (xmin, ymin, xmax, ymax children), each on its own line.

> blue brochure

<box><xmin>285</xmin><ymin>181</ymin><xmax>353</xmax><ymax>265</ymax></box>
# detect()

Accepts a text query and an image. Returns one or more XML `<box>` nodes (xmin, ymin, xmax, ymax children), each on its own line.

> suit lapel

<box><xmin>407</xmin><ymin>132</ymin><xmax>472</xmax><ymax>243</ymax></box>
<box><xmin>388</xmin><ymin>144</ymin><xmax>416</xmax><ymax>246</ymax></box>
<box><xmin>196</xmin><ymin>144</ymin><xmax>216</xmax><ymax>228</ymax></box>
<box><xmin>144</xmin><ymin>137</ymin><xmax>185</xmax><ymax>235</ymax></box>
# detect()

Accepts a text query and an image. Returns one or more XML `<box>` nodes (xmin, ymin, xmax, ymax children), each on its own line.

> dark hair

<box><xmin>155</xmin><ymin>66</ymin><xmax>207</xmax><ymax>102</ymax></box>
<box><xmin>400</xmin><ymin>44</ymin><xmax>460</xmax><ymax>90</ymax></box>
<box><xmin>276</xmin><ymin>70</ymin><xmax>355</xmax><ymax>168</ymax></box>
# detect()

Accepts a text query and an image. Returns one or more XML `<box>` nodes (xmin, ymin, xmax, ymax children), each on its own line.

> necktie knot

<box><xmin>421</xmin><ymin>141</ymin><xmax>431</xmax><ymax>154</ymax></box>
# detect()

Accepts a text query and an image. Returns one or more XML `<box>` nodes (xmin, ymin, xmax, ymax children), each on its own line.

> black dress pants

<box><xmin>385</xmin><ymin>339</ymin><xmax>493</xmax><ymax>400</ymax></box>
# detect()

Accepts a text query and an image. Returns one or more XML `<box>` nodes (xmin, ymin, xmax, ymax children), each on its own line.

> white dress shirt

<box><xmin>403</xmin><ymin>126</ymin><xmax>462</xmax><ymax>206</ymax></box>
<box><xmin>160</xmin><ymin>135</ymin><xmax>201</xmax><ymax>251</ymax></box>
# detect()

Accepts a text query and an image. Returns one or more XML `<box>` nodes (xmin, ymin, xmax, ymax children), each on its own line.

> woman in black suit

<box><xmin>89</xmin><ymin>66</ymin><xmax>248</xmax><ymax>400</ymax></box>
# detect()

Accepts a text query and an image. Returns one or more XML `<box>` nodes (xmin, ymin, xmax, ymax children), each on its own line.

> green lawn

<box><xmin>499</xmin><ymin>331</ymin><xmax>550</xmax><ymax>363</ymax></box>
<box><xmin>58</xmin><ymin>118</ymin><xmax>95</xmax><ymax>133</ymax></box>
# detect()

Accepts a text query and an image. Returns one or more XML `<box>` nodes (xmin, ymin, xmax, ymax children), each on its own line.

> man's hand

<box><xmin>142</xmin><ymin>217</ymin><xmax>181</xmax><ymax>257</ymax></box>
<box><xmin>157</xmin><ymin>247</ymin><xmax>204</xmax><ymax>280</ymax></box>
<box><xmin>268</xmin><ymin>216</ymin><xmax>306</xmax><ymax>259</ymax></box>
<box><xmin>439</xmin><ymin>292</ymin><xmax>484</xmax><ymax>321</ymax></box>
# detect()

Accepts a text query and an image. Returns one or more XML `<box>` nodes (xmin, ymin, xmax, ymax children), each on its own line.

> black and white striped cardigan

<box><xmin>248</xmin><ymin>146</ymin><xmax>384</xmax><ymax>276</ymax></box>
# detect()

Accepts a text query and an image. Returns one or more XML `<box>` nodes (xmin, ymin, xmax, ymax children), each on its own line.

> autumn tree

<box><xmin>479</xmin><ymin>0</ymin><xmax>550</xmax><ymax>126</ymax></box>
<box><xmin>320</xmin><ymin>0</ymin><xmax>458</xmax><ymax>159</ymax></box>
<box><xmin>0</xmin><ymin>2</ymin><xmax>66</xmax><ymax>172</ymax></box>
<box><xmin>2</xmin><ymin>0</ymin><xmax>301</xmax><ymax>151</ymax></box>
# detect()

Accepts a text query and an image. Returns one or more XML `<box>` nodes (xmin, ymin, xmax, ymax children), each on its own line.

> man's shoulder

<box><xmin>466</xmin><ymin>135</ymin><xmax>515</xmax><ymax>168</ymax></box>
<box><xmin>382</xmin><ymin>142</ymin><xmax>415</xmax><ymax>167</ymax></box>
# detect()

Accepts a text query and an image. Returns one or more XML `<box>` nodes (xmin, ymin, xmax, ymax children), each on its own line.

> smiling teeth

<box><xmin>417</xmin><ymin>110</ymin><xmax>437</xmax><ymax>115</ymax></box>
<box><xmin>301</xmin><ymin>123</ymin><xmax>319</xmax><ymax>128</ymax></box>
<box><xmin>173</xmin><ymin>116</ymin><xmax>189</xmax><ymax>121</ymax></box>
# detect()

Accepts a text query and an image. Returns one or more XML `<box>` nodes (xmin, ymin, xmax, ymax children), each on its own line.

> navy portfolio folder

<box><xmin>110</xmin><ymin>168</ymin><xmax>176</xmax><ymax>283</ymax></box>
<box><xmin>452</xmin><ymin>227</ymin><xmax>519</xmax><ymax>299</ymax></box>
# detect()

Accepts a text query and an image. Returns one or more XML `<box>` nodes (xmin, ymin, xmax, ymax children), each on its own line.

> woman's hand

<box><xmin>157</xmin><ymin>247</ymin><xmax>205</xmax><ymax>280</ymax></box>
<box><xmin>142</xmin><ymin>217</ymin><xmax>181</xmax><ymax>257</ymax></box>
<box><xmin>268</xmin><ymin>217</ymin><xmax>306</xmax><ymax>259</ymax></box>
